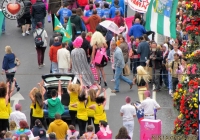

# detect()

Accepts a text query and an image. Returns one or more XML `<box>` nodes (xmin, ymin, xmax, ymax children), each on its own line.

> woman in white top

<box><xmin>33</xmin><ymin>22</ymin><xmax>48</xmax><ymax>69</ymax></box>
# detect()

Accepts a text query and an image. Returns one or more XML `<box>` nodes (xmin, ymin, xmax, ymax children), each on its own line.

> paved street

<box><xmin>0</xmin><ymin>8</ymin><xmax>178</xmax><ymax>139</ymax></box>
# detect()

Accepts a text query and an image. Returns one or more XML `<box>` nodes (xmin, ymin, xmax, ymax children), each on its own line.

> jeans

<box><xmin>2</xmin><ymin>17</ymin><xmax>5</xmax><ymax>32</ymax></box>
<box><xmin>162</xmin><ymin>69</ymin><xmax>168</xmax><ymax>88</ymax></box>
<box><xmin>32</xmin><ymin>18</ymin><xmax>44</xmax><ymax>31</ymax></box>
<box><xmin>130</xmin><ymin>58</ymin><xmax>139</xmax><ymax>76</ymax></box>
<box><xmin>172</xmin><ymin>77</ymin><xmax>178</xmax><ymax>93</ymax></box>
<box><xmin>114</xmin><ymin>67</ymin><xmax>133</xmax><ymax>91</ymax></box>
<box><xmin>168</xmin><ymin>72</ymin><xmax>172</xmax><ymax>90</ymax></box>
<box><xmin>36</xmin><ymin>47</ymin><xmax>46</xmax><ymax>66</ymax></box>
<box><xmin>125</xmin><ymin>5</ymin><xmax>128</xmax><ymax>17</ymax></box>
<box><xmin>152</xmin><ymin>69</ymin><xmax>161</xmax><ymax>90</ymax></box>
<box><xmin>51</xmin><ymin>62</ymin><xmax>58</xmax><ymax>73</ymax></box>
<box><xmin>6</xmin><ymin>72</ymin><xmax>18</xmax><ymax>88</ymax></box>
<box><xmin>123</xmin><ymin>121</ymin><xmax>134</xmax><ymax>139</ymax></box>
<box><xmin>77</xmin><ymin>119</ymin><xmax>87</xmax><ymax>136</ymax></box>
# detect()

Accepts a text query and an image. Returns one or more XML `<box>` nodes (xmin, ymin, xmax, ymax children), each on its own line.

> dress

<box><xmin>71</xmin><ymin>48</ymin><xmax>95</xmax><ymax>86</ymax></box>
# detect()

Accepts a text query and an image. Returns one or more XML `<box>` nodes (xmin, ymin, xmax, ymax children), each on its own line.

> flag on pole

<box><xmin>54</xmin><ymin>14</ymin><xmax>72</xmax><ymax>43</ymax></box>
<box><xmin>0</xmin><ymin>10</ymin><xmax>4</xmax><ymax>36</ymax></box>
<box><xmin>62</xmin><ymin>18</ymin><xmax>72</xmax><ymax>43</ymax></box>
<box><xmin>145</xmin><ymin>0</ymin><xmax>178</xmax><ymax>38</ymax></box>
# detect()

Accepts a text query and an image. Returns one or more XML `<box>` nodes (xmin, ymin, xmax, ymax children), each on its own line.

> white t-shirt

<box><xmin>120</xmin><ymin>104</ymin><xmax>136</xmax><ymax>121</ymax></box>
<box><xmin>33</xmin><ymin>28</ymin><xmax>48</xmax><ymax>47</ymax></box>
<box><xmin>137</xmin><ymin>97</ymin><xmax>160</xmax><ymax>115</ymax></box>
<box><xmin>9</xmin><ymin>111</ymin><xmax>27</xmax><ymax>128</ymax></box>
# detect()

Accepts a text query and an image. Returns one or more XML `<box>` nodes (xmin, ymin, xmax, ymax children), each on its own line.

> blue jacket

<box><xmin>85</xmin><ymin>10</ymin><xmax>93</xmax><ymax>17</ymax></box>
<box><xmin>96</xmin><ymin>8</ymin><xmax>104</xmax><ymax>17</ymax></box>
<box><xmin>129</xmin><ymin>23</ymin><xmax>146</xmax><ymax>38</ymax></box>
<box><xmin>102</xmin><ymin>8</ymin><xmax>110</xmax><ymax>18</ymax></box>
<box><xmin>111</xmin><ymin>0</ymin><xmax>124</xmax><ymax>13</ymax></box>
<box><xmin>2</xmin><ymin>53</ymin><xmax>16</xmax><ymax>71</ymax></box>
<box><xmin>109</xmin><ymin>5</ymin><xmax>123</xmax><ymax>18</ymax></box>
<box><xmin>137</xmin><ymin>41</ymin><xmax>150</xmax><ymax>62</ymax></box>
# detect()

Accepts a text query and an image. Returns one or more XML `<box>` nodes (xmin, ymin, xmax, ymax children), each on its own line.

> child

<box><xmin>169</xmin><ymin>53</ymin><xmax>181</xmax><ymax>97</ymax></box>
<box><xmin>66</xmin><ymin>125</ymin><xmax>79</xmax><ymax>140</ymax></box>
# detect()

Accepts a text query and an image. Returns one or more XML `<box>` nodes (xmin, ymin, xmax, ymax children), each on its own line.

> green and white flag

<box><xmin>54</xmin><ymin>14</ymin><xmax>72</xmax><ymax>43</ymax></box>
<box><xmin>145</xmin><ymin>0</ymin><xmax>178</xmax><ymax>39</ymax></box>
<box><xmin>62</xmin><ymin>17</ymin><xmax>72</xmax><ymax>43</ymax></box>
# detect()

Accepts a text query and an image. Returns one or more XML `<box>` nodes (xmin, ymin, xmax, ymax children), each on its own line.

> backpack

<box><xmin>34</xmin><ymin>29</ymin><xmax>44</xmax><ymax>47</ymax></box>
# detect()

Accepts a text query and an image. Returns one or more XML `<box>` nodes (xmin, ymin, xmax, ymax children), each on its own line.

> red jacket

<box><xmin>49</xmin><ymin>43</ymin><xmax>62</xmax><ymax>63</ymax></box>
<box><xmin>113</xmin><ymin>15</ymin><xmax>124</xmax><ymax>27</ymax></box>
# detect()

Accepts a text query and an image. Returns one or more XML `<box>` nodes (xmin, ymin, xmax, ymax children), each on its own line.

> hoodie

<box><xmin>109</xmin><ymin>4</ymin><xmax>124</xmax><ymax>18</ymax></box>
<box><xmin>49</xmin><ymin>42</ymin><xmax>62</xmax><ymax>63</ymax></box>
<box><xmin>70</xmin><ymin>14</ymin><xmax>83</xmax><ymax>33</ymax></box>
<box><xmin>47</xmin><ymin>119</ymin><xmax>69</xmax><ymax>139</ymax></box>
<box><xmin>85</xmin><ymin>14</ymin><xmax>101</xmax><ymax>33</ymax></box>
<box><xmin>47</xmin><ymin>97</ymin><xmax>64</xmax><ymax>118</ymax></box>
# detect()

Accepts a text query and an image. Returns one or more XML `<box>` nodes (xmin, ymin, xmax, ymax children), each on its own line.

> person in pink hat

<box><xmin>71</xmin><ymin>36</ymin><xmax>95</xmax><ymax>87</ymax></box>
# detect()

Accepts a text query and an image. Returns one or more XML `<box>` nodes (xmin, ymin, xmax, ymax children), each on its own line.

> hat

<box><xmin>15</xmin><ymin>104</ymin><xmax>21</xmax><ymax>110</ymax></box>
<box><xmin>73</xmin><ymin>36</ymin><xmax>83</xmax><ymax>48</ymax></box>
<box><xmin>163</xmin><ymin>43</ymin><xmax>168</xmax><ymax>48</ymax></box>
<box><xmin>119</xmin><ymin>26</ymin><xmax>126</xmax><ymax>33</ymax></box>
<box><xmin>125</xmin><ymin>96</ymin><xmax>131</xmax><ymax>103</ymax></box>
<box><xmin>36</xmin><ymin>22</ymin><xmax>42</xmax><ymax>28</ymax></box>
<box><xmin>38</xmin><ymin>129</ymin><xmax>47</xmax><ymax>139</ymax></box>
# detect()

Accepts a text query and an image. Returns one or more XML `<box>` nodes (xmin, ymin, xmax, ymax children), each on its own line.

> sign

<box><xmin>99</xmin><ymin>88</ymin><xmax>116</xmax><ymax>110</ymax></box>
<box><xmin>127</xmin><ymin>0</ymin><xmax>150</xmax><ymax>13</ymax></box>
<box><xmin>11</xmin><ymin>92</ymin><xmax>24</xmax><ymax>111</ymax></box>
<box><xmin>1</xmin><ymin>0</ymin><xmax>25</xmax><ymax>20</ymax></box>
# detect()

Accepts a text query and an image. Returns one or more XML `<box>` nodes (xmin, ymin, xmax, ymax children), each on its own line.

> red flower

<box><xmin>178</xmin><ymin>83</ymin><xmax>183</xmax><ymax>89</ymax></box>
<box><xmin>195</xmin><ymin>32</ymin><xmax>199</xmax><ymax>35</ymax></box>
<box><xmin>184</xmin><ymin>131</ymin><xmax>189</xmax><ymax>135</ymax></box>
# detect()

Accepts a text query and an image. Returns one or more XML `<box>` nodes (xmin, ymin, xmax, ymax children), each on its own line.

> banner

<box><xmin>127</xmin><ymin>0</ymin><xmax>150</xmax><ymax>13</ymax></box>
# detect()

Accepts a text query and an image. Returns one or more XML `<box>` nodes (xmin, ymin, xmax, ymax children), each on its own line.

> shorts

<box><xmin>18</xmin><ymin>14</ymin><xmax>31</xmax><ymax>25</ymax></box>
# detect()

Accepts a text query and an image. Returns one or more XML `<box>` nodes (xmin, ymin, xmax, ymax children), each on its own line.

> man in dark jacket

<box><xmin>70</xmin><ymin>8</ymin><xmax>83</xmax><ymax>35</ymax></box>
<box><xmin>149</xmin><ymin>42</ymin><xmax>163</xmax><ymax>91</ymax></box>
<box><xmin>32</xmin><ymin>0</ymin><xmax>46</xmax><ymax>30</ymax></box>
<box><xmin>63</xmin><ymin>17</ymin><xmax>76</xmax><ymax>41</ymax></box>
<box><xmin>137</xmin><ymin>36</ymin><xmax>150</xmax><ymax>66</ymax></box>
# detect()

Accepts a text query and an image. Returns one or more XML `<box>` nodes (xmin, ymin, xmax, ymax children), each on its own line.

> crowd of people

<box><xmin>0</xmin><ymin>0</ymin><xmax>190</xmax><ymax>139</ymax></box>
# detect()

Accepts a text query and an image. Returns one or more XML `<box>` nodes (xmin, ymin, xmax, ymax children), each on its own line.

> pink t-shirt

<box><xmin>96</xmin><ymin>131</ymin><xmax>112</xmax><ymax>139</ymax></box>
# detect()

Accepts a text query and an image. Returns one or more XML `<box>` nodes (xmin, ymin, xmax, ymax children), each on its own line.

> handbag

<box><xmin>14</xmin><ymin>53</ymin><xmax>20</xmax><ymax>66</ymax></box>
<box><xmin>90</xmin><ymin>64</ymin><xmax>99</xmax><ymax>81</ymax></box>
<box><xmin>123</xmin><ymin>64</ymin><xmax>130</xmax><ymax>76</ymax></box>
<box><xmin>94</xmin><ymin>48</ymin><xmax>108</xmax><ymax>65</ymax></box>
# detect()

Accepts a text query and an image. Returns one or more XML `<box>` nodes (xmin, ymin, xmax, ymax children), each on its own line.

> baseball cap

<box><xmin>38</xmin><ymin>129</ymin><xmax>47</xmax><ymax>139</ymax></box>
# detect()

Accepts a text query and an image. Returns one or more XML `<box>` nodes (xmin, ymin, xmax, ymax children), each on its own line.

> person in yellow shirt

<box><xmin>71</xmin><ymin>90</ymin><xmax>88</xmax><ymax>136</ymax></box>
<box><xmin>67</xmin><ymin>75</ymin><xmax>83</xmax><ymax>127</ymax></box>
<box><xmin>0</xmin><ymin>80</ymin><xmax>15</xmax><ymax>132</ymax></box>
<box><xmin>47</xmin><ymin>113</ymin><xmax>69</xmax><ymax>139</ymax></box>
<box><xmin>29</xmin><ymin>81</ymin><xmax>47</xmax><ymax>129</ymax></box>
<box><xmin>89</xmin><ymin>88</ymin><xmax>107</xmax><ymax>133</ymax></box>
<box><xmin>86</xmin><ymin>83</ymin><xmax>101</xmax><ymax>125</ymax></box>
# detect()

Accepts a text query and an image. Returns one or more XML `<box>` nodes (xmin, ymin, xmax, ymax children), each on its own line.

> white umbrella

<box><xmin>100</xmin><ymin>20</ymin><xmax>120</xmax><ymax>35</ymax></box>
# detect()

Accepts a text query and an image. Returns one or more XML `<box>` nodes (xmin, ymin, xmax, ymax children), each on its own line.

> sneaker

<box><xmin>2</xmin><ymin>31</ymin><xmax>5</xmax><ymax>34</ymax></box>
<box><xmin>111</xmin><ymin>79</ymin><xmax>115</xmax><ymax>82</ymax></box>
<box><xmin>22</xmin><ymin>33</ymin><xmax>25</xmax><ymax>36</ymax></box>
<box><xmin>26</xmin><ymin>31</ymin><xmax>30</xmax><ymax>35</ymax></box>
<box><xmin>38</xmin><ymin>65</ymin><xmax>42</xmax><ymax>69</ymax></box>
<box><xmin>111</xmin><ymin>90</ymin><xmax>119</xmax><ymax>93</ymax></box>
<box><xmin>41</xmin><ymin>63</ymin><xmax>45</xmax><ymax>67</ymax></box>
<box><xmin>17</xmin><ymin>87</ymin><xmax>20</xmax><ymax>92</ymax></box>
<box><xmin>169</xmin><ymin>89</ymin><xmax>172</xmax><ymax>95</ymax></box>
